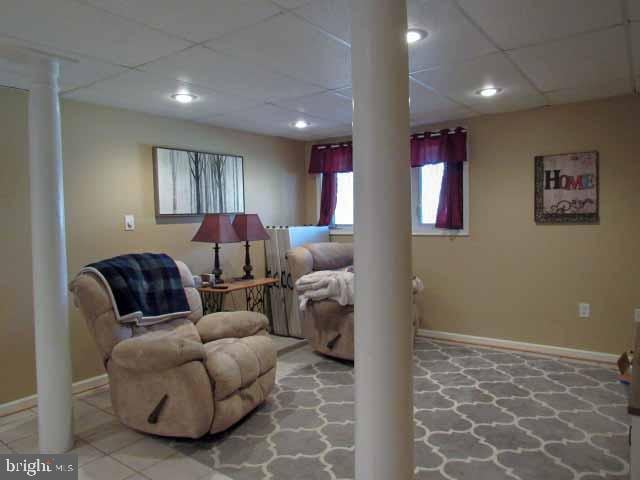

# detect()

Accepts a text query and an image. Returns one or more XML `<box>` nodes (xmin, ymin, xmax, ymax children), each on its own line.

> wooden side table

<box><xmin>198</xmin><ymin>277</ymin><xmax>278</xmax><ymax>318</ymax></box>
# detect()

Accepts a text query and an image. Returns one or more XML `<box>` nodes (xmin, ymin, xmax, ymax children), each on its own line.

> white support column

<box><xmin>351</xmin><ymin>0</ymin><xmax>414</xmax><ymax>479</ymax></box>
<box><xmin>28</xmin><ymin>57</ymin><xmax>74</xmax><ymax>453</ymax></box>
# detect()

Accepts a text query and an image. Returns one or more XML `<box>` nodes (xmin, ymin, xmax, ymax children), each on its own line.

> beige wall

<box><xmin>0</xmin><ymin>86</ymin><xmax>306</xmax><ymax>404</ymax></box>
<box><xmin>309</xmin><ymin>95</ymin><xmax>640</xmax><ymax>355</ymax></box>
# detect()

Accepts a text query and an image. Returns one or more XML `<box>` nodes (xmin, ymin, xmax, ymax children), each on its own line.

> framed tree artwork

<box><xmin>153</xmin><ymin>146</ymin><xmax>245</xmax><ymax>217</ymax></box>
<box><xmin>534</xmin><ymin>151</ymin><xmax>599</xmax><ymax>224</ymax></box>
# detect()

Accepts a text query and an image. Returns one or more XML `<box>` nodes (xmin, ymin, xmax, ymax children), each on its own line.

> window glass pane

<box><xmin>420</xmin><ymin>163</ymin><xmax>444</xmax><ymax>224</ymax></box>
<box><xmin>334</xmin><ymin>172</ymin><xmax>354</xmax><ymax>225</ymax></box>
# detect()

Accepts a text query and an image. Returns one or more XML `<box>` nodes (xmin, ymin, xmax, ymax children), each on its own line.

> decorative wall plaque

<box><xmin>535</xmin><ymin>151</ymin><xmax>599</xmax><ymax>224</ymax></box>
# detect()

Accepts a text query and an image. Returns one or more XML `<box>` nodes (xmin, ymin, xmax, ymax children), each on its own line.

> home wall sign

<box><xmin>534</xmin><ymin>151</ymin><xmax>599</xmax><ymax>224</ymax></box>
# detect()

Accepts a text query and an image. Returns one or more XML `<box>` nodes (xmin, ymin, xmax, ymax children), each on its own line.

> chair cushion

<box><xmin>197</xmin><ymin>311</ymin><xmax>269</xmax><ymax>342</ymax></box>
<box><xmin>203</xmin><ymin>336</ymin><xmax>276</xmax><ymax>401</ymax></box>
<box><xmin>132</xmin><ymin>317</ymin><xmax>201</xmax><ymax>344</ymax></box>
<box><xmin>306</xmin><ymin>242</ymin><xmax>353</xmax><ymax>270</ymax></box>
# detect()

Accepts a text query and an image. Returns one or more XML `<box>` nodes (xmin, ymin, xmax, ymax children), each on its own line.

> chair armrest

<box><xmin>111</xmin><ymin>332</ymin><xmax>206</xmax><ymax>372</ymax></box>
<box><xmin>197</xmin><ymin>311</ymin><xmax>269</xmax><ymax>342</ymax></box>
<box><xmin>286</xmin><ymin>247</ymin><xmax>314</xmax><ymax>284</ymax></box>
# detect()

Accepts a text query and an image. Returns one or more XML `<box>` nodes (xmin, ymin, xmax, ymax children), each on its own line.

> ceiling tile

<box><xmin>299</xmin><ymin>125</ymin><xmax>352</xmax><ymax>141</ymax></box>
<box><xmin>409</xmin><ymin>78</ymin><xmax>465</xmax><ymax>116</ymax></box>
<box><xmin>546</xmin><ymin>77</ymin><xmax>633</xmax><ymax>105</ymax></box>
<box><xmin>0</xmin><ymin>0</ymin><xmax>190</xmax><ymax>67</ymax></box>
<box><xmin>410</xmin><ymin>107</ymin><xmax>476</xmax><ymax>128</ymax></box>
<box><xmin>293</xmin><ymin>0</ymin><xmax>351</xmax><ymax>43</ymax></box>
<box><xmin>201</xmin><ymin>103</ymin><xmax>349</xmax><ymax>140</ymax></box>
<box><xmin>508</xmin><ymin>27</ymin><xmax>629</xmax><ymax>92</ymax></box>
<box><xmin>140</xmin><ymin>46</ymin><xmax>323</xmax><ymax>102</ymax></box>
<box><xmin>85</xmin><ymin>0</ymin><xmax>280</xmax><ymax>44</ymax></box>
<box><xmin>207</xmin><ymin>13</ymin><xmax>351</xmax><ymax>89</ymax></box>
<box><xmin>327</xmin><ymin>79</ymin><xmax>464</xmax><ymax>117</ymax></box>
<box><xmin>333</xmin><ymin>86</ymin><xmax>352</xmax><ymax>99</ymax></box>
<box><xmin>64</xmin><ymin>70</ymin><xmax>257</xmax><ymax>120</ymax></box>
<box><xmin>412</xmin><ymin>52</ymin><xmax>539</xmax><ymax>109</ymax></box>
<box><xmin>273</xmin><ymin>90</ymin><xmax>353</xmax><ymax>123</ymax></box>
<box><xmin>293</xmin><ymin>0</ymin><xmax>499</xmax><ymax>62</ymax></box>
<box><xmin>457</xmin><ymin>0</ymin><xmax>623</xmax><ymax>50</ymax></box>
<box><xmin>472</xmin><ymin>93</ymin><xmax>547</xmax><ymax>115</ymax></box>
<box><xmin>408</xmin><ymin>0</ymin><xmax>497</xmax><ymax>73</ymax></box>
<box><xmin>0</xmin><ymin>51</ymin><xmax>125</xmax><ymax>92</ymax></box>
<box><xmin>271</xmin><ymin>0</ymin><xmax>311</xmax><ymax>10</ymax></box>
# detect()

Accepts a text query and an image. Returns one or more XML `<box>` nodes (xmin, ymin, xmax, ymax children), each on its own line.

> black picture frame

<box><xmin>153</xmin><ymin>146</ymin><xmax>245</xmax><ymax>218</ymax></box>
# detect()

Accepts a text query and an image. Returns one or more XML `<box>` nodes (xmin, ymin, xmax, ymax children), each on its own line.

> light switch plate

<box><xmin>635</xmin><ymin>308</ymin><xmax>640</xmax><ymax>323</ymax></box>
<box><xmin>124</xmin><ymin>214</ymin><xmax>135</xmax><ymax>231</ymax></box>
<box><xmin>579</xmin><ymin>303</ymin><xmax>590</xmax><ymax>318</ymax></box>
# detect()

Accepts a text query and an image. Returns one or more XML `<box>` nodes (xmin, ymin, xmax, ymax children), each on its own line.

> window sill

<box><xmin>329</xmin><ymin>227</ymin><xmax>469</xmax><ymax>237</ymax></box>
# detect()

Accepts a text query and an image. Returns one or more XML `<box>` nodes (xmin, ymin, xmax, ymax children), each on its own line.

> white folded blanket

<box><xmin>296</xmin><ymin>270</ymin><xmax>355</xmax><ymax>310</ymax></box>
<box><xmin>296</xmin><ymin>270</ymin><xmax>424</xmax><ymax>310</ymax></box>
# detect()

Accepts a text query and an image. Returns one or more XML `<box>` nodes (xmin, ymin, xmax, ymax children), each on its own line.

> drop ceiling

<box><xmin>0</xmin><ymin>0</ymin><xmax>638</xmax><ymax>141</ymax></box>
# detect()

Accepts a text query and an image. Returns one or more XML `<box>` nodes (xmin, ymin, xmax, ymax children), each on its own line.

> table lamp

<box><xmin>192</xmin><ymin>213</ymin><xmax>239</xmax><ymax>284</ymax></box>
<box><xmin>232</xmin><ymin>214</ymin><xmax>269</xmax><ymax>280</ymax></box>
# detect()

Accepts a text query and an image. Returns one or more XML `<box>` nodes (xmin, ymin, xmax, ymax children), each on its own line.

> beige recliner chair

<box><xmin>288</xmin><ymin>242</ymin><xmax>418</xmax><ymax>361</ymax></box>
<box><xmin>69</xmin><ymin>260</ymin><xmax>276</xmax><ymax>439</ymax></box>
<box><xmin>287</xmin><ymin>243</ymin><xmax>355</xmax><ymax>360</ymax></box>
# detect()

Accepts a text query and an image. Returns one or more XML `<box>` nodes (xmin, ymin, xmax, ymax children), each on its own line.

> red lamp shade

<box><xmin>232</xmin><ymin>214</ymin><xmax>269</xmax><ymax>241</ymax></box>
<box><xmin>192</xmin><ymin>214</ymin><xmax>240</xmax><ymax>244</ymax></box>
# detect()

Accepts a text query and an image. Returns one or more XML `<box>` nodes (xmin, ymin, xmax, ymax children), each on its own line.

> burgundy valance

<box><xmin>308</xmin><ymin>142</ymin><xmax>353</xmax><ymax>174</ymax></box>
<box><xmin>310</xmin><ymin>127</ymin><xmax>466</xmax><ymax>174</ymax></box>
<box><xmin>410</xmin><ymin>127</ymin><xmax>467</xmax><ymax>167</ymax></box>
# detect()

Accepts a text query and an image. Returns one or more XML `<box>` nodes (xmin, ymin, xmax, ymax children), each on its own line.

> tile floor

<box><xmin>0</xmin><ymin>341</ymin><xmax>322</xmax><ymax>480</ymax></box>
<box><xmin>0</xmin><ymin>341</ymin><xmax>628</xmax><ymax>479</ymax></box>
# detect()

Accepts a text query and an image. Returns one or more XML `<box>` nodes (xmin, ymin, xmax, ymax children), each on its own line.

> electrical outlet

<box><xmin>579</xmin><ymin>303</ymin><xmax>590</xmax><ymax>318</ymax></box>
<box><xmin>124</xmin><ymin>214</ymin><xmax>135</xmax><ymax>231</ymax></box>
<box><xmin>635</xmin><ymin>308</ymin><xmax>640</xmax><ymax>323</ymax></box>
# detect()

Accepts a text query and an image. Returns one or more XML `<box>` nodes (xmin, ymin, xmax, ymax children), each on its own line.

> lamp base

<box><xmin>242</xmin><ymin>241</ymin><xmax>254</xmax><ymax>280</ymax></box>
<box><xmin>212</xmin><ymin>243</ymin><xmax>224</xmax><ymax>284</ymax></box>
<box><xmin>241</xmin><ymin>268</ymin><xmax>254</xmax><ymax>281</ymax></box>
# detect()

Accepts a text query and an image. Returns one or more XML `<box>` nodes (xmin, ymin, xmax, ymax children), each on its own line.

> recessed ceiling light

<box><xmin>477</xmin><ymin>87</ymin><xmax>501</xmax><ymax>97</ymax></box>
<box><xmin>171</xmin><ymin>92</ymin><xmax>197</xmax><ymax>104</ymax></box>
<box><xmin>293</xmin><ymin>119</ymin><xmax>310</xmax><ymax>129</ymax></box>
<box><xmin>406</xmin><ymin>29</ymin><xmax>427</xmax><ymax>44</ymax></box>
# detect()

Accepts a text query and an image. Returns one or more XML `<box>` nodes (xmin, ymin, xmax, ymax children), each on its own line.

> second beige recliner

<box><xmin>287</xmin><ymin>242</ymin><xmax>356</xmax><ymax>360</ymax></box>
<box><xmin>288</xmin><ymin>242</ymin><xmax>418</xmax><ymax>361</ymax></box>
<box><xmin>69</xmin><ymin>259</ymin><xmax>276</xmax><ymax>438</ymax></box>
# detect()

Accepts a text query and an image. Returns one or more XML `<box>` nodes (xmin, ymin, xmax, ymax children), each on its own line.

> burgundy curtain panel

<box><xmin>435</xmin><ymin>162</ymin><xmax>464</xmax><ymax>229</ymax></box>
<box><xmin>310</xmin><ymin>143</ymin><xmax>353</xmax><ymax>226</ymax></box>
<box><xmin>317</xmin><ymin>173</ymin><xmax>338</xmax><ymax>226</ymax></box>
<box><xmin>411</xmin><ymin>127</ymin><xmax>467</xmax><ymax>229</ymax></box>
<box><xmin>310</xmin><ymin>128</ymin><xmax>467</xmax><ymax>228</ymax></box>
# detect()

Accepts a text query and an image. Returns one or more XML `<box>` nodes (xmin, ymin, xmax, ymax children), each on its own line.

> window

<box><xmin>327</xmin><ymin>164</ymin><xmax>469</xmax><ymax>235</ymax></box>
<box><xmin>334</xmin><ymin>172</ymin><xmax>353</xmax><ymax>225</ymax></box>
<box><xmin>418</xmin><ymin>163</ymin><xmax>444</xmax><ymax>225</ymax></box>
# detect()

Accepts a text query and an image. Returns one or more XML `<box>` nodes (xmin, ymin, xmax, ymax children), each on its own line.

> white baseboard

<box><xmin>417</xmin><ymin>329</ymin><xmax>618</xmax><ymax>365</ymax></box>
<box><xmin>0</xmin><ymin>374</ymin><xmax>108</xmax><ymax>418</ymax></box>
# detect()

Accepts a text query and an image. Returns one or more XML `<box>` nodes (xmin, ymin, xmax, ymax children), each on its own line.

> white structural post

<box><xmin>28</xmin><ymin>57</ymin><xmax>74</xmax><ymax>453</ymax></box>
<box><xmin>351</xmin><ymin>0</ymin><xmax>414</xmax><ymax>479</ymax></box>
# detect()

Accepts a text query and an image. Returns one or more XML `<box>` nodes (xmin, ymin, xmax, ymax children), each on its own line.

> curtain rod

<box><xmin>313</xmin><ymin>127</ymin><xmax>467</xmax><ymax>149</ymax></box>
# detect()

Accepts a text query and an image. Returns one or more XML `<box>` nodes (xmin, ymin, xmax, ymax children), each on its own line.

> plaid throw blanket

<box><xmin>81</xmin><ymin>253</ymin><xmax>191</xmax><ymax>326</ymax></box>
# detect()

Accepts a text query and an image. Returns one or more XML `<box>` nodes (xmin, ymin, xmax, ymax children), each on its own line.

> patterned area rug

<box><xmin>181</xmin><ymin>339</ymin><xmax>630</xmax><ymax>479</ymax></box>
